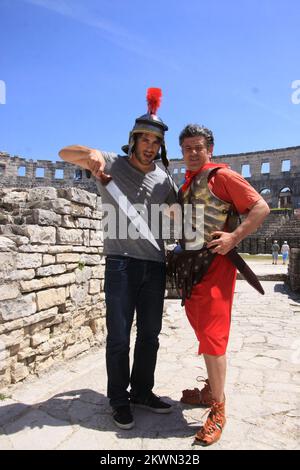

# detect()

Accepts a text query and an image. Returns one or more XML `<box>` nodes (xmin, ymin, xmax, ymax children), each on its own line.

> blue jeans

<box><xmin>104</xmin><ymin>256</ymin><xmax>166</xmax><ymax>408</ymax></box>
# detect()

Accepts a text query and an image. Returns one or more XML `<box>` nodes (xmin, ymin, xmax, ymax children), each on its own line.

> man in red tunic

<box><xmin>178</xmin><ymin>124</ymin><xmax>269</xmax><ymax>446</ymax></box>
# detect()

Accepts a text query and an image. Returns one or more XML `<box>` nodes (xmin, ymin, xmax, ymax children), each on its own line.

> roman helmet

<box><xmin>122</xmin><ymin>88</ymin><xmax>169</xmax><ymax>167</ymax></box>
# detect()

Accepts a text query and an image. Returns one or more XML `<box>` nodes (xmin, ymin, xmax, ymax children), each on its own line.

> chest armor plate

<box><xmin>180</xmin><ymin>167</ymin><xmax>231</xmax><ymax>250</ymax></box>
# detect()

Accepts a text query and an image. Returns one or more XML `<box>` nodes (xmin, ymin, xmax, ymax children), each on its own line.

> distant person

<box><xmin>271</xmin><ymin>240</ymin><xmax>280</xmax><ymax>265</ymax></box>
<box><xmin>281</xmin><ymin>241</ymin><xmax>290</xmax><ymax>265</ymax></box>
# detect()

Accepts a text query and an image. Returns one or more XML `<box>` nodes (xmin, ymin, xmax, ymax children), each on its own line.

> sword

<box><xmin>226</xmin><ymin>248</ymin><xmax>265</xmax><ymax>295</ymax></box>
<box><xmin>98</xmin><ymin>175</ymin><xmax>161</xmax><ymax>251</ymax></box>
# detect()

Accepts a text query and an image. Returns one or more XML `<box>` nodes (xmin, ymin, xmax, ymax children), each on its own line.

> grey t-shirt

<box><xmin>94</xmin><ymin>152</ymin><xmax>177</xmax><ymax>262</ymax></box>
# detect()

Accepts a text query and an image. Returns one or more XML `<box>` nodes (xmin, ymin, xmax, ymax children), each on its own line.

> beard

<box><xmin>134</xmin><ymin>148</ymin><xmax>156</xmax><ymax>166</ymax></box>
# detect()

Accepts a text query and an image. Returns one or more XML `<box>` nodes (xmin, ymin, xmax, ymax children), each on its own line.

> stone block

<box><xmin>0</xmin><ymin>283</ymin><xmax>20</xmax><ymax>301</ymax></box>
<box><xmin>72</xmin><ymin>246</ymin><xmax>99</xmax><ymax>253</ymax></box>
<box><xmin>11</xmin><ymin>363</ymin><xmax>29</xmax><ymax>383</ymax></box>
<box><xmin>36</xmin><ymin>264</ymin><xmax>66</xmax><ymax>277</ymax></box>
<box><xmin>17</xmin><ymin>347</ymin><xmax>36</xmax><ymax>361</ymax></box>
<box><xmin>66</xmin><ymin>263</ymin><xmax>78</xmax><ymax>271</ymax></box>
<box><xmin>70</xmin><ymin>203</ymin><xmax>92</xmax><ymax>218</ymax></box>
<box><xmin>89</xmin><ymin>279</ymin><xmax>100</xmax><ymax>294</ymax></box>
<box><xmin>7</xmin><ymin>269</ymin><xmax>35</xmax><ymax>281</ymax></box>
<box><xmin>25</xmin><ymin>209</ymin><xmax>62</xmax><ymax>227</ymax></box>
<box><xmin>21</xmin><ymin>272</ymin><xmax>75</xmax><ymax>293</ymax></box>
<box><xmin>51</xmin><ymin>322</ymin><xmax>70</xmax><ymax>336</ymax></box>
<box><xmin>0</xmin><ymin>252</ymin><xmax>17</xmax><ymax>281</ymax></box>
<box><xmin>80</xmin><ymin>254</ymin><xmax>101</xmax><ymax>265</ymax></box>
<box><xmin>91</xmin><ymin>265</ymin><xmax>105</xmax><ymax>278</ymax></box>
<box><xmin>0</xmin><ymin>344</ymin><xmax>10</xmax><ymax>372</ymax></box>
<box><xmin>69</xmin><ymin>284</ymin><xmax>88</xmax><ymax>307</ymax></box>
<box><xmin>0</xmin><ymin>213</ymin><xmax>14</xmax><ymax>225</ymax></box>
<box><xmin>28</xmin><ymin>187</ymin><xmax>57</xmax><ymax>201</ymax></box>
<box><xmin>58</xmin><ymin>188</ymin><xmax>97</xmax><ymax>208</ymax></box>
<box><xmin>22</xmin><ymin>306</ymin><xmax>58</xmax><ymax>328</ymax></box>
<box><xmin>0</xmin><ymin>368</ymin><xmax>11</xmax><ymax>388</ymax></box>
<box><xmin>89</xmin><ymin>230</ymin><xmax>102</xmax><ymax>246</ymax></box>
<box><xmin>37</xmin><ymin>336</ymin><xmax>66</xmax><ymax>356</ymax></box>
<box><xmin>1</xmin><ymin>329</ymin><xmax>24</xmax><ymax>349</ymax></box>
<box><xmin>75</xmin><ymin>218</ymin><xmax>91</xmax><ymax>229</ymax></box>
<box><xmin>91</xmin><ymin>210</ymin><xmax>102</xmax><ymax>220</ymax></box>
<box><xmin>16</xmin><ymin>253</ymin><xmax>42</xmax><ymax>269</ymax></box>
<box><xmin>61</xmin><ymin>215</ymin><xmax>76</xmax><ymax>228</ymax></box>
<box><xmin>14</xmin><ymin>225</ymin><xmax>56</xmax><ymax>244</ymax></box>
<box><xmin>34</xmin><ymin>198</ymin><xmax>71</xmax><ymax>215</ymax></box>
<box><xmin>56</xmin><ymin>227</ymin><xmax>83</xmax><ymax>245</ymax></box>
<box><xmin>48</xmin><ymin>245</ymin><xmax>73</xmax><ymax>254</ymax></box>
<box><xmin>36</xmin><ymin>287</ymin><xmax>66</xmax><ymax>311</ymax></box>
<box><xmin>75</xmin><ymin>266</ymin><xmax>92</xmax><ymax>284</ymax></box>
<box><xmin>83</xmin><ymin>229</ymin><xmax>89</xmax><ymax>246</ymax></box>
<box><xmin>2</xmin><ymin>190</ymin><xmax>28</xmax><ymax>206</ymax></box>
<box><xmin>42</xmin><ymin>254</ymin><xmax>56</xmax><ymax>265</ymax></box>
<box><xmin>34</xmin><ymin>356</ymin><xmax>54</xmax><ymax>374</ymax></box>
<box><xmin>63</xmin><ymin>340</ymin><xmax>90</xmax><ymax>360</ymax></box>
<box><xmin>30</xmin><ymin>328</ymin><xmax>51</xmax><ymax>347</ymax></box>
<box><xmin>55</xmin><ymin>254</ymin><xmax>80</xmax><ymax>265</ymax></box>
<box><xmin>0</xmin><ymin>236</ymin><xmax>16</xmax><ymax>252</ymax></box>
<box><xmin>65</xmin><ymin>330</ymin><xmax>78</xmax><ymax>346</ymax></box>
<box><xmin>18</xmin><ymin>244</ymin><xmax>50</xmax><ymax>253</ymax></box>
<box><xmin>0</xmin><ymin>318</ymin><xmax>24</xmax><ymax>335</ymax></box>
<box><xmin>0</xmin><ymin>293</ymin><xmax>36</xmax><ymax>320</ymax></box>
<box><xmin>79</xmin><ymin>326</ymin><xmax>94</xmax><ymax>341</ymax></box>
<box><xmin>89</xmin><ymin>318</ymin><xmax>105</xmax><ymax>335</ymax></box>
<box><xmin>27</xmin><ymin>316</ymin><xmax>62</xmax><ymax>335</ymax></box>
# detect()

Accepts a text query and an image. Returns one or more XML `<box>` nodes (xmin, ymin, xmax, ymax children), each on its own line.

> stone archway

<box><xmin>259</xmin><ymin>188</ymin><xmax>272</xmax><ymax>206</ymax></box>
<box><xmin>278</xmin><ymin>187</ymin><xmax>292</xmax><ymax>208</ymax></box>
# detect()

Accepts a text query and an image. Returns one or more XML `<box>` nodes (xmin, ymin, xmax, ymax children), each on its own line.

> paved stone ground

<box><xmin>0</xmin><ymin>262</ymin><xmax>299</xmax><ymax>450</ymax></box>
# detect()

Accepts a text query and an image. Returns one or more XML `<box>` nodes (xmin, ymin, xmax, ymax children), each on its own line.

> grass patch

<box><xmin>0</xmin><ymin>393</ymin><xmax>11</xmax><ymax>400</ymax></box>
<box><xmin>270</xmin><ymin>208</ymin><xmax>292</xmax><ymax>212</ymax></box>
<box><xmin>77</xmin><ymin>261</ymin><xmax>85</xmax><ymax>271</ymax></box>
<box><xmin>240</xmin><ymin>254</ymin><xmax>273</xmax><ymax>261</ymax></box>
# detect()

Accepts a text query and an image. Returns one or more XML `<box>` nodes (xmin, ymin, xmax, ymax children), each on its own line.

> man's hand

<box><xmin>87</xmin><ymin>149</ymin><xmax>111</xmax><ymax>184</ymax></box>
<box><xmin>206</xmin><ymin>231</ymin><xmax>237</xmax><ymax>255</ymax></box>
<box><xmin>207</xmin><ymin>198</ymin><xmax>270</xmax><ymax>256</ymax></box>
<box><xmin>58</xmin><ymin>145</ymin><xmax>111</xmax><ymax>184</ymax></box>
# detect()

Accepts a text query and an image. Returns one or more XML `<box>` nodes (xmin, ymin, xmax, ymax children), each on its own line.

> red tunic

<box><xmin>184</xmin><ymin>163</ymin><xmax>261</xmax><ymax>356</ymax></box>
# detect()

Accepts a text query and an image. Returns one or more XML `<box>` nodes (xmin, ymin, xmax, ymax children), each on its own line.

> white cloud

<box><xmin>22</xmin><ymin>0</ymin><xmax>180</xmax><ymax>71</ymax></box>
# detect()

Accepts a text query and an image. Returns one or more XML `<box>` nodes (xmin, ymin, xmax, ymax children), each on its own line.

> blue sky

<box><xmin>0</xmin><ymin>0</ymin><xmax>300</xmax><ymax>162</ymax></box>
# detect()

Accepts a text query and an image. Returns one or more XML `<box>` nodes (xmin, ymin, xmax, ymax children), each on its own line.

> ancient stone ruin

<box><xmin>0</xmin><ymin>187</ymin><xmax>105</xmax><ymax>388</ymax></box>
<box><xmin>0</xmin><ymin>145</ymin><xmax>299</xmax><ymax>388</ymax></box>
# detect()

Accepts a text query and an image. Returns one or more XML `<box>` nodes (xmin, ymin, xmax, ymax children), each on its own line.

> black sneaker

<box><xmin>112</xmin><ymin>405</ymin><xmax>135</xmax><ymax>430</ymax></box>
<box><xmin>131</xmin><ymin>393</ymin><xmax>172</xmax><ymax>414</ymax></box>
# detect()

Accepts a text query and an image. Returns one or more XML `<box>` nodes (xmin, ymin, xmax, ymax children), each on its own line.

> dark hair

<box><xmin>135</xmin><ymin>132</ymin><xmax>162</xmax><ymax>144</ymax></box>
<box><xmin>179</xmin><ymin>124</ymin><xmax>214</xmax><ymax>148</ymax></box>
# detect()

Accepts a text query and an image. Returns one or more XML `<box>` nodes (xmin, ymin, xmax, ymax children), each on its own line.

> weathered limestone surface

<box><xmin>0</xmin><ymin>278</ymin><xmax>298</xmax><ymax>450</ymax></box>
<box><xmin>0</xmin><ymin>187</ymin><xmax>106</xmax><ymax>388</ymax></box>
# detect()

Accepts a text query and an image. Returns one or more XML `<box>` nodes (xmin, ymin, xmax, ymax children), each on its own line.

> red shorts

<box><xmin>184</xmin><ymin>255</ymin><xmax>237</xmax><ymax>356</ymax></box>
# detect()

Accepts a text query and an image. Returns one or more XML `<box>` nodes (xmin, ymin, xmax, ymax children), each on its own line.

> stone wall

<box><xmin>0</xmin><ymin>187</ymin><xmax>106</xmax><ymax>389</ymax></box>
<box><xmin>0</xmin><ymin>153</ymin><xmax>97</xmax><ymax>193</ymax></box>
<box><xmin>169</xmin><ymin>146</ymin><xmax>300</xmax><ymax>209</ymax></box>
<box><xmin>1</xmin><ymin>144</ymin><xmax>300</xmax><ymax>209</ymax></box>
<box><xmin>288</xmin><ymin>248</ymin><xmax>300</xmax><ymax>292</ymax></box>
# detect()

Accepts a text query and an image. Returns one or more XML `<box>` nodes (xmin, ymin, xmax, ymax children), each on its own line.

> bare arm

<box><xmin>207</xmin><ymin>198</ymin><xmax>270</xmax><ymax>255</ymax></box>
<box><xmin>58</xmin><ymin>145</ymin><xmax>110</xmax><ymax>181</ymax></box>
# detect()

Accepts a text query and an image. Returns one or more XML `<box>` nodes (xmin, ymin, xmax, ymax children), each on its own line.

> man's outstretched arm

<box><xmin>58</xmin><ymin>145</ymin><xmax>109</xmax><ymax>180</ymax></box>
